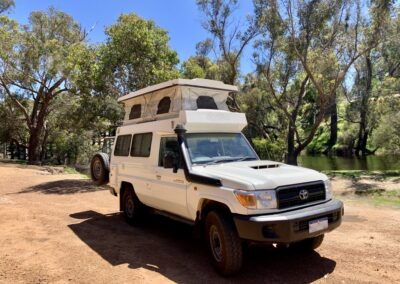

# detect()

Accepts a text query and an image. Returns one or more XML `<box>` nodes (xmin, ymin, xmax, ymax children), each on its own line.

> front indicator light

<box><xmin>234</xmin><ymin>190</ymin><xmax>277</xmax><ymax>209</ymax></box>
<box><xmin>234</xmin><ymin>191</ymin><xmax>256</xmax><ymax>209</ymax></box>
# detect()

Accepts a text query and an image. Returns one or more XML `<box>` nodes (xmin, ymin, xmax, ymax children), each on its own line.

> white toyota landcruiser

<box><xmin>90</xmin><ymin>79</ymin><xmax>343</xmax><ymax>275</ymax></box>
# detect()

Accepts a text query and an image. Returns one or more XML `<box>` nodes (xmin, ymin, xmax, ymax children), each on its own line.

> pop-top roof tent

<box><xmin>117</xmin><ymin>78</ymin><xmax>238</xmax><ymax>125</ymax></box>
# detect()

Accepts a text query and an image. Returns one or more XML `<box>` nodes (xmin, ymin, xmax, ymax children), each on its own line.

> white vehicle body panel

<box><xmin>109</xmin><ymin>79</ymin><xmax>332</xmax><ymax>223</ymax></box>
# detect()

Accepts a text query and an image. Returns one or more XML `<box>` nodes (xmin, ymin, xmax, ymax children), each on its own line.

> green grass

<box><xmin>325</xmin><ymin>170</ymin><xmax>400</xmax><ymax>180</ymax></box>
<box><xmin>63</xmin><ymin>166</ymin><xmax>79</xmax><ymax>174</ymax></box>
<box><xmin>369</xmin><ymin>190</ymin><xmax>400</xmax><ymax>208</ymax></box>
<box><xmin>0</xmin><ymin>159</ymin><xmax>28</xmax><ymax>165</ymax></box>
<box><xmin>349</xmin><ymin>187</ymin><xmax>400</xmax><ymax>209</ymax></box>
<box><xmin>64</xmin><ymin>166</ymin><xmax>90</xmax><ymax>178</ymax></box>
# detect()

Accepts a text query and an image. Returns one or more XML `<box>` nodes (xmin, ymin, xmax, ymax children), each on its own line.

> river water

<box><xmin>298</xmin><ymin>155</ymin><xmax>400</xmax><ymax>171</ymax></box>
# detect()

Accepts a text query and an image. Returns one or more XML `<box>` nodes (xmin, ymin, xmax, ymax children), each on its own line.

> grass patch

<box><xmin>64</xmin><ymin>167</ymin><xmax>79</xmax><ymax>174</ymax></box>
<box><xmin>351</xmin><ymin>188</ymin><xmax>400</xmax><ymax>209</ymax></box>
<box><xmin>325</xmin><ymin>170</ymin><xmax>400</xmax><ymax>180</ymax></box>
<box><xmin>370</xmin><ymin>190</ymin><xmax>400</xmax><ymax>208</ymax></box>
<box><xmin>0</xmin><ymin>159</ymin><xmax>28</xmax><ymax>165</ymax></box>
<box><xmin>64</xmin><ymin>166</ymin><xmax>90</xmax><ymax>178</ymax></box>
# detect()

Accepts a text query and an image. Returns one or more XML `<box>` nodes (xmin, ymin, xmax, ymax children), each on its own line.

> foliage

<box><xmin>196</xmin><ymin>0</ymin><xmax>259</xmax><ymax>85</ymax></box>
<box><xmin>252</xmin><ymin>137</ymin><xmax>286</xmax><ymax>162</ymax></box>
<box><xmin>252</xmin><ymin>0</ymin><xmax>391</xmax><ymax>165</ymax></box>
<box><xmin>98</xmin><ymin>13</ymin><xmax>180</xmax><ymax>97</ymax></box>
<box><xmin>181</xmin><ymin>56</ymin><xmax>221</xmax><ymax>80</ymax></box>
<box><xmin>0</xmin><ymin>0</ymin><xmax>13</xmax><ymax>14</ymax></box>
<box><xmin>0</xmin><ymin>97</ymin><xmax>28</xmax><ymax>145</ymax></box>
<box><xmin>1</xmin><ymin>2</ymin><xmax>400</xmax><ymax>167</ymax></box>
<box><xmin>0</xmin><ymin>7</ymin><xmax>91</xmax><ymax>163</ymax></box>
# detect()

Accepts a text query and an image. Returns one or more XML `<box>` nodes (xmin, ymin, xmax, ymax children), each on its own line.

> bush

<box><xmin>252</xmin><ymin>138</ymin><xmax>286</xmax><ymax>162</ymax></box>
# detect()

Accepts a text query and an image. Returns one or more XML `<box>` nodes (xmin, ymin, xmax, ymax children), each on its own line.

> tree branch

<box><xmin>0</xmin><ymin>79</ymin><xmax>32</xmax><ymax>130</ymax></box>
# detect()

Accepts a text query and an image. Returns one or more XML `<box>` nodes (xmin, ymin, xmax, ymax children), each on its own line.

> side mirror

<box><xmin>163</xmin><ymin>152</ymin><xmax>179</xmax><ymax>173</ymax></box>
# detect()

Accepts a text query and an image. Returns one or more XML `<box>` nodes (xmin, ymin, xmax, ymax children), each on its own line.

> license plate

<box><xmin>309</xmin><ymin>217</ymin><xmax>328</xmax><ymax>233</ymax></box>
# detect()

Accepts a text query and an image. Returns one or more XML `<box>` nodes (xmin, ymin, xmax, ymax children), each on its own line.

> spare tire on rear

<box><xmin>90</xmin><ymin>153</ymin><xmax>110</xmax><ymax>185</ymax></box>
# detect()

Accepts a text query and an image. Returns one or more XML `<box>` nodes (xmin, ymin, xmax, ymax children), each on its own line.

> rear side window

<box><xmin>129</xmin><ymin>104</ymin><xmax>141</xmax><ymax>119</ymax></box>
<box><xmin>131</xmin><ymin>133</ymin><xmax>153</xmax><ymax>157</ymax></box>
<box><xmin>157</xmin><ymin>97</ymin><xmax>171</xmax><ymax>114</ymax></box>
<box><xmin>114</xmin><ymin>135</ymin><xmax>132</xmax><ymax>156</ymax></box>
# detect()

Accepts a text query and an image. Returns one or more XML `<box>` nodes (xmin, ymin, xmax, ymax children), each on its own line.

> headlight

<box><xmin>234</xmin><ymin>190</ymin><xmax>277</xmax><ymax>209</ymax></box>
<box><xmin>324</xmin><ymin>179</ymin><xmax>333</xmax><ymax>200</ymax></box>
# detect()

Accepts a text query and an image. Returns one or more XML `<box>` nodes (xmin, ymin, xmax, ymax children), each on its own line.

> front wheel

<box><xmin>122</xmin><ymin>187</ymin><xmax>147</xmax><ymax>226</ymax></box>
<box><xmin>205</xmin><ymin>211</ymin><xmax>243</xmax><ymax>276</ymax></box>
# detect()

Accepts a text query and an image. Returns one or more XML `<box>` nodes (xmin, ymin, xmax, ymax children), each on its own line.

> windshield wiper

<box><xmin>200</xmin><ymin>156</ymin><xmax>257</xmax><ymax>166</ymax></box>
<box><xmin>232</xmin><ymin>156</ymin><xmax>258</xmax><ymax>162</ymax></box>
<box><xmin>200</xmin><ymin>158</ymin><xmax>240</xmax><ymax>166</ymax></box>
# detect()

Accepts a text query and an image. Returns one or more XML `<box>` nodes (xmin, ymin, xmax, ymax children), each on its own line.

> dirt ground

<box><xmin>0</xmin><ymin>162</ymin><xmax>399</xmax><ymax>284</ymax></box>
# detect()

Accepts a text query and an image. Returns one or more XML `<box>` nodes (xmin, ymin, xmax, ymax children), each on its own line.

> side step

<box><xmin>153</xmin><ymin>209</ymin><xmax>195</xmax><ymax>226</ymax></box>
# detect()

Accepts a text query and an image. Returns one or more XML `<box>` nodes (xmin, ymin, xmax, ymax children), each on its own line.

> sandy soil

<box><xmin>0</xmin><ymin>162</ymin><xmax>399</xmax><ymax>284</ymax></box>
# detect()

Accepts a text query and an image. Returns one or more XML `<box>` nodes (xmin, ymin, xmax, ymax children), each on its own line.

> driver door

<box><xmin>150</xmin><ymin>136</ymin><xmax>189</xmax><ymax>218</ymax></box>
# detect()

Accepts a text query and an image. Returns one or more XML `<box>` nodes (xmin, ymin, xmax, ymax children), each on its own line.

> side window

<box><xmin>114</xmin><ymin>135</ymin><xmax>132</xmax><ymax>156</ymax></box>
<box><xmin>129</xmin><ymin>104</ymin><xmax>141</xmax><ymax>119</ymax></box>
<box><xmin>159</xmin><ymin>137</ymin><xmax>181</xmax><ymax>167</ymax></box>
<box><xmin>131</xmin><ymin>133</ymin><xmax>153</xmax><ymax>157</ymax></box>
<box><xmin>196</xmin><ymin>96</ymin><xmax>218</xmax><ymax>109</ymax></box>
<box><xmin>157</xmin><ymin>96</ymin><xmax>171</xmax><ymax>114</ymax></box>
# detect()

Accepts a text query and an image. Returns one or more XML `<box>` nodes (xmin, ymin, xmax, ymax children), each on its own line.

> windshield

<box><xmin>185</xmin><ymin>133</ymin><xmax>258</xmax><ymax>165</ymax></box>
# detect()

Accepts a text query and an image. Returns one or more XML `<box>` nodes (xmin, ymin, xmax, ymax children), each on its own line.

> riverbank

<box><xmin>299</xmin><ymin>154</ymin><xmax>400</xmax><ymax>171</ymax></box>
<box><xmin>327</xmin><ymin>170</ymin><xmax>400</xmax><ymax>208</ymax></box>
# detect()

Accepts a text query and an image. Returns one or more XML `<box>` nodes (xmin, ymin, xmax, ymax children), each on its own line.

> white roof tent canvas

<box><xmin>117</xmin><ymin>78</ymin><xmax>238</xmax><ymax>125</ymax></box>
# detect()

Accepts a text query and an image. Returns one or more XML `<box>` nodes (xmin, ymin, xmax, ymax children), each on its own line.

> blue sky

<box><xmin>8</xmin><ymin>0</ymin><xmax>255</xmax><ymax>74</ymax></box>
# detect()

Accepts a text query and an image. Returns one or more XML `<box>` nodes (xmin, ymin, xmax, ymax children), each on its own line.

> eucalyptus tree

<box><xmin>0</xmin><ymin>8</ymin><xmax>92</xmax><ymax>163</ymax></box>
<box><xmin>98</xmin><ymin>13</ymin><xmax>180</xmax><ymax>97</ymax></box>
<box><xmin>253</xmin><ymin>0</ymin><xmax>391</xmax><ymax>165</ymax></box>
<box><xmin>342</xmin><ymin>2</ymin><xmax>397</xmax><ymax>157</ymax></box>
<box><xmin>0</xmin><ymin>0</ymin><xmax>14</xmax><ymax>14</ymax></box>
<box><xmin>197</xmin><ymin>0</ymin><xmax>260</xmax><ymax>111</ymax></box>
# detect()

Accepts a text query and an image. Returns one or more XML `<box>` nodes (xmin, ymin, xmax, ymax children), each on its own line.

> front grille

<box><xmin>276</xmin><ymin>181</ymin><xmax>326</xmax><ymax>209</ymax></box>
<box><xmin>294</xmin><ymin>211</ymin><xmax>341</xmax><ymax>232</ymax></box>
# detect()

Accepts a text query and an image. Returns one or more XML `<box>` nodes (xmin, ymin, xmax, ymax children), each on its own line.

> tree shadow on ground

<box><xmin>351</xmin><ymin>180</ymin><xmax>385</xmax><ymax>196</ymax></box>
<box><xmin>68</xmin><ymin>210</ymin><xmax>336</xmax><ymax>283</ymax></box>
<box><xmin>19</xmin><ymin>179</ymin><xmax>108</xmax><ymax>194</ymax></box>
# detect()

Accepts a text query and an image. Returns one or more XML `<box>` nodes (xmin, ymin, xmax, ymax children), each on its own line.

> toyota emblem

<box><xmin>299</xmin><ymin>189</ymin><xmax>309</xmax><ymax>200</ymax></box>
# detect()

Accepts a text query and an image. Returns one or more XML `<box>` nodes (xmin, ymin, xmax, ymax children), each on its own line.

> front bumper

<box><xmin>233</xmin><ymin>199</ymin><xmax>343</xmax><ymax>243</ymax></box>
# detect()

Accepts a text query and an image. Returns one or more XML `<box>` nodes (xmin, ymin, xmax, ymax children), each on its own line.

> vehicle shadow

<box><xmin>68</xmin><ymin>210</ymin><xmax>336</xmax><ymax>283</ymax></box>
<box><xmin>19</xmin><ymin>179</ymin><xmax>108</xmax><ymax>194</ymax></box>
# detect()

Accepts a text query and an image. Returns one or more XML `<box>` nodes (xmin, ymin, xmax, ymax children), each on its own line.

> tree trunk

<box><xmin>28</xmin><ymin>128</ymin><xmax>42</xmax><ymax>164</ymax></box>
<box><xmin>286</xmin><ymin>121</ymin><xmax>300</xmax><ymax>165</ymax></box>
<box><xmin>286</xmin><ymin>151</ymin><xmax>299</xmax><ymax>166</ymax></box>
<box><xmin>27</xmin><ymin>100</ymin><xmax>49</xmax><ymax>164</ymax></box>
<box><xmin>355</xmin><ymin>55</ymin><xmax>372</xmax><ymax>157</ymax></box>
<box><xmin>40</xmin><ymin>126</ymin><xmax>49</xmax><ymax>162</ymax></box>
<box><xmin>326</xmin><ymin>93</ymin><xmax>338</xmax><ymax>154</ymax></box>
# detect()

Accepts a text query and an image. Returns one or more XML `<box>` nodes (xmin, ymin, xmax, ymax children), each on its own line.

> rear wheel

<box><xmin>90</xmin><ymin>153</ymin><xmax>109</xmax><ymax>185</ymax></box>
<box><xmin>205</xmin><ymin>211</ymin><xmax>243</xmax><ymax>276</ymax></box>
<box><xmin>122</xmin><ymin>187</ymin><xmax>147</xmax><ymax>226</ymax></box>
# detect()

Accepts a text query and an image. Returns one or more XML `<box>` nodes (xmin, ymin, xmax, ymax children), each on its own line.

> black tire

<box><xmin>295</xmin><ymin>234</ymin><xmax>325</xmax><ymax>250</ymax></box>
<box><xmin>205</xmin><ymin>211</ymin><xmax>243</xmax><ymax>276</ymax></box>
<box><xmin>122</xmin><ymin>186</ymin><xmax>147</xmax><ymax>226</ymax></box>
<box><xmin>90</xmin><ymin>153</ymin><xmax>109</xmax><ymax>185</ymax></box>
